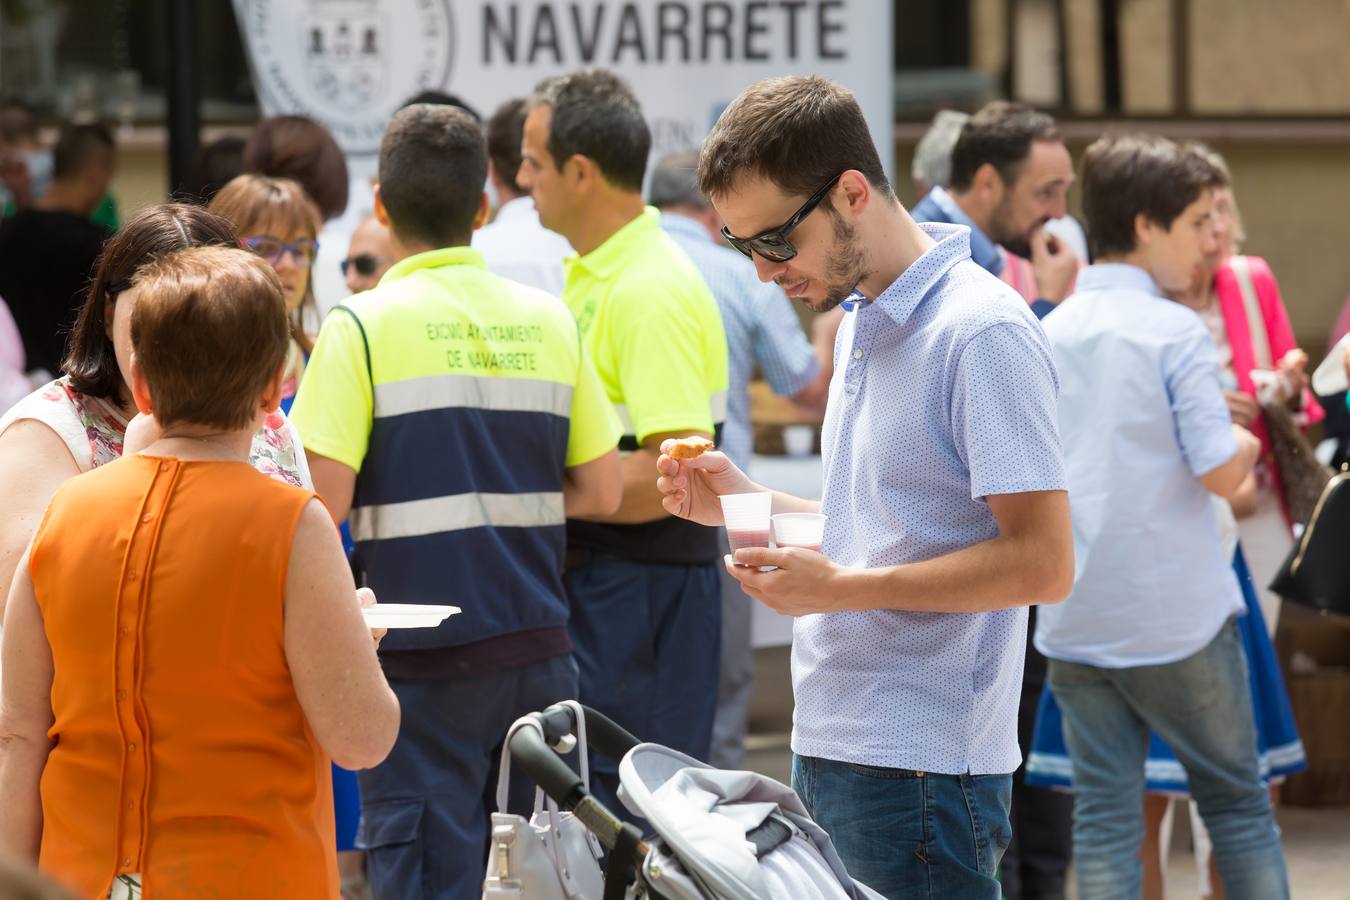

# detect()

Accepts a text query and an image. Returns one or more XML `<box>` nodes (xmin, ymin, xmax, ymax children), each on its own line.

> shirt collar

<box><xmin>927</xmin><ymin>186</ymin><xmax>1005</xmax><ymax>276</ymax></box>
<box><xmin>1072</xmin><ymin>262</ymin><xmax>1164</xmax><ymax>298</ymax></box>
<box><xmin>569</xmin><ymin>207</ymin><xmax>661</xmax><ymax>280</ymax></box>
<box><xmin>659</xmin><ymin>211</ymin><xmax>714</xmax><ymax>245</ymax></box>
<box><xmin>866</xmin><ymin>222</ymin><xmax>973</xmax><ymax>326</ymax></box>
<box><xmin>492</xmin><ymin>195</ymin><xmax>536</xmax><ymax>223</ymax></box>
<box><xmin>382</xmin><ymin>245</ymin><xmax>487</xmax><ymax>282</ymax></box>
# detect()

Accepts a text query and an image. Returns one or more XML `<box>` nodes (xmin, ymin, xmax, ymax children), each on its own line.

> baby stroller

<box><xmin>484</xmin><ymin>701</ymin><xmax>883</xmax><ymax>900</ymax></box>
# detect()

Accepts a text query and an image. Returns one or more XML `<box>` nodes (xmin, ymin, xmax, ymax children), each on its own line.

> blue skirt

<box><xmin>334</xmin><ymin>763</ymin><xmax>362</xmax><ymax>851</ymax></box>
<box><xmin>1025</xmin><ymin>545</ymin><xmax>1307</xmax><ymax>794</ymax></box>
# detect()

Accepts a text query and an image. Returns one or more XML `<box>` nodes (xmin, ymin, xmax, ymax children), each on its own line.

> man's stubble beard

<box><xmin>803</xmin><ymin>213</ymin><xmax>870</xmax><ymax>313</ymax></box>
<box><xmin>988</xmin><ymin>194</ymin><xmax>1036</xmax><ymax>258</ymax></box>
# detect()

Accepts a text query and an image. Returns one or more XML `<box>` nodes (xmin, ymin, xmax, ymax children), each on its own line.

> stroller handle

<box><xmin>508</xmin><ymin>702</ymin><xmax>640</xmax><ymax>808</ymax></box>
<box><xmin>535</xmin><ymin>702</ymin><xmax>641</xmax><ymax>761</ymax></box>
<box><xmin>507</xmin><ymin>703</ymin><xmax>648</xmax><ymax>858</ymax></box>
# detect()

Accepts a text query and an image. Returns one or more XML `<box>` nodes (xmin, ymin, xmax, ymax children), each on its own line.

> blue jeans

<box><xmin>564</xmin><ymin>556</ymin><xmax>720</xmax><ymax>815</ymax></box>
<box><xmin>1048</xmin><ymin>618</ymin><xmax>1288</xmax><ymax>900</ymax></box>
<box><xmin>357</xmin><ymin>654</ymin><xmax>579</xmax><ymax>900</ymax></box>
<box><xmin>792</xmin><ymin>755</ymin><xmax>1012</xmax><ymax>899</ymax></box>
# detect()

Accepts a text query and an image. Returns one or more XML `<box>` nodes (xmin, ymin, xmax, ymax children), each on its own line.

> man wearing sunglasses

<box><xmin>655</xmin><ymin>76</ymin><xmax>1073</xmax><ymax>900</ymax></box>
<box><xmin>341</xmin><ymin>214</ymin><xmax>394</xmax><ymax>294</ymax></box>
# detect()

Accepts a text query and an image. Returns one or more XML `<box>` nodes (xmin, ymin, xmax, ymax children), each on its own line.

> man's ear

<box><xmin>838</xmin><ymin>170</ymin><xmax>871</xmax><ymax>216</ymax></box>
<box><xmin>566</xmin><ymin>154</ymin><xmax>596</xmax><ymax>193</ymax></box>
<box><xmin>373</xmin><ymin>184</ymin><xmax>390</xmax><ymax>227</ymax></box>
<box><xmin>472</xmin><ymin>191</ymin><xmax>490</xmax><ymax>230</ymax></box>
<box><xmin>129</xmin><ymin>355</ymin><xmax>154</xmax><ymax>415</ymax></box>
<box><xmin>972</xmin><ymin>162</ymin><xmax>1002</xmax><ymax>202</ymax></box>
<box><xmin>1134</xmin><ymin>212</ymin><xmax>1155</xmax><ymax>250</ymax></box>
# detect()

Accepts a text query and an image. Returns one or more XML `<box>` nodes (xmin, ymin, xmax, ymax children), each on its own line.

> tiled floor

<box><xmin>743</xmin><ymin>646</ymin><xmax>1350</xmax><ymax>899</ymax></box>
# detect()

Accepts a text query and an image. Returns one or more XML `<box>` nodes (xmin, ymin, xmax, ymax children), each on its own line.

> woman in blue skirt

<box><xmin>1026</xmin><ymin>543</ymin><xmax>1305</xmax><ymax>899</ymax></box>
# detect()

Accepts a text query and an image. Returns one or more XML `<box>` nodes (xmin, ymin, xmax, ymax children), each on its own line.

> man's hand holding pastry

<box><xmin>655</xmin><ymin>436</ymin><xmax>757</xmax><ymax>525</ymax></box>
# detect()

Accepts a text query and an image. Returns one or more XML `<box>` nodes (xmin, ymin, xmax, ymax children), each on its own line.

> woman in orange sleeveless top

<box><xmin>0</xmin><ymin>246</ymin><xmax>399</xmax><ymax>899</ymax></box>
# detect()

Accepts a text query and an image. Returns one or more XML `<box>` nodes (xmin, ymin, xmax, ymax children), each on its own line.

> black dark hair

<box><xmin>52</xmin><ymin>122</ymin><xmax>115</xmax><ymax>179</ymax></box>
<box><xmin>401</xmin><ymin>90</ymin><xmax>481</xmax><ymax>123</ymax></box>
<box><xmin>64</xmin><ymin>203</ymin><xmax>238</xmax><ymax>399</ymax></box>
<box><xmin>1081</xmin><ymin>133</ymin><xmax>1229</xmax><ymax>259</ymax></box>
<box><xmin>378</xmin><ymin>104</ymin><xmax>487</xmax><ymax>249</ymax></box>
<box><xmin>486</xmin><ymin>98</ymin><xmax>527</xmax><ymax>194</ymax></box>
<box><xmin>948</xmin><ymin>101</ymin><xmax>1059</xmax><ymax>192</ymax></box>
<box><xmin>530</xmin><ymin>69</ymin><xmax>650</xmax><ymax>192</ymax></box>
<box><xmin>243</xmin><ymin>115</ymin><xmax>349</xmax><ymax>221</ymax></box>
<box><xmin>187</xmin><ymin>135</ymin><xmax>246</xmax><ymax>204</ymax></box>
<box><xmin>0</xmin><ymin>97</ymin><xmax>39</xmax><ymax>143</ymax></box>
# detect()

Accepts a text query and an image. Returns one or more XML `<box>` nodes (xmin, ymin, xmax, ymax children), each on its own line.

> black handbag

<box><xmin>1270</xmin><ymin>469</ymin><xmax>1350</xmax><ymax>615</ymax></box>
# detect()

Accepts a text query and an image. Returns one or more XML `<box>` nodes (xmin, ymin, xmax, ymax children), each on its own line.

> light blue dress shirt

<box><xmin>660</xmin><ymin>213</ymin><xmax>819</xmax><ymax>470</ymax></box>
<box><xmin>794</xmin><ymin>222</ymin><xmax>1066</xmax><ymax>775</ymax></box>
<box><xmin>1035</xmin><ymin>263</ymin><xmax>1243</xmax><ymax>668</ymax></box>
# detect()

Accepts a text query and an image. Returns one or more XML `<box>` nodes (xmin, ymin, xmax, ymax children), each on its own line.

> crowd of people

<box><xmin>0</xmin><ymin>65</ymin><xmax>1338</xmax><ymax>900</ymax></box>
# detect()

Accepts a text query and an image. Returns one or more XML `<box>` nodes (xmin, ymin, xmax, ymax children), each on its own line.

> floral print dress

<box><xmin>0</xmin><ymin>377</ymin><xmax>312</xmax><ymax>487</ymax></box>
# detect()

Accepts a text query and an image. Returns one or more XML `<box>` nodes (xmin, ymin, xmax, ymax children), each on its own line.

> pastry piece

<box><xmin>668</xmin><ymin>436</ymin><xmax>715</xmax><ymax>460</ymax></box>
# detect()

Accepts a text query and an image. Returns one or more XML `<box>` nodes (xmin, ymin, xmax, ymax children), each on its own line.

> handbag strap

<box><xmin>495</xmin><ymin>700</ymin><xmax>592</xmax><ymax>814</ymax></box>
<box><xmin>1229</xmin><ymin>256</ymin><xmax>1273</xmax><ymax>371</ymax></box>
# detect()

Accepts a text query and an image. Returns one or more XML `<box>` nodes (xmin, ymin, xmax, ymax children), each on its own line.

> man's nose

<box><xmin>752</xmin><ymin>254</ymin><xmax>785</xmax><ymax>285</ymax></box>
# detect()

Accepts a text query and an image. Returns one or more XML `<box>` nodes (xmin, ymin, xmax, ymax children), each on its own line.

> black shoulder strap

<box><xmin>332</xmin><ymin>304</ymin><xmax>373</xmax><ymax>391</ymax></box>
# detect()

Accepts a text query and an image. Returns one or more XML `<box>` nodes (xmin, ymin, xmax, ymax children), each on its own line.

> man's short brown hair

<box><xmin>130</xmin><ymin>246</ymin><xmax>288</xmax><ymax>430</ymax></box>
<box><xmin>947</xmin><ymin>101</ymin><xmax>1059</xmax><ymax>192</ymax></box>
<box><xmin>1081</xmin><ymin>133</ymin><xmax>1229</xmax><ymax>259</ymax></box>
<box><xmin>698</xmin><ymin>76</ymin><xmax>893</xmax><ymax>202</ymax></box>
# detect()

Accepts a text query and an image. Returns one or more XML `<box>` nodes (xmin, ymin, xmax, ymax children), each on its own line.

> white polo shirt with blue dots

<box><xmin>792</xmin><ymin>222</ymin><xmax>1066</xmax><ymax>776</ymax></box>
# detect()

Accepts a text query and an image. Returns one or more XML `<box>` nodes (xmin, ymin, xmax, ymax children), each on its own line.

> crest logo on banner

<box><xmin>234</xmin><ymin>0</ymin><xmax>454</xmax><ymax>158</ymax></box>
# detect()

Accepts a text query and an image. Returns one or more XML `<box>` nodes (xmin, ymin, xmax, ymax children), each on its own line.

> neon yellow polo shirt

<box><xmin>292</xmin><ymin>246</ymin><xmax>620</xmax><ymax>475</ymax></box>
<box><xmin>562</xmin><ymin>207</ymin><xmax>729</xmax><ymax>565</ymax></box>
<box><xmin>563</xmin><ymin>207</ymin><xmax>728</xmax><ymax>446</ymax></box>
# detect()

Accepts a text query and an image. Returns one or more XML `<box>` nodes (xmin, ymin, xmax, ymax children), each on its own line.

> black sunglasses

<box><xmin>721</xmin><ymin>172</ymin><xmax>844</xmax><ymax>263</ymax></box>
<box><xmin>341</xmin><ymin>254</ymin><xmax>388</xmax><ymax>277</ymax></box>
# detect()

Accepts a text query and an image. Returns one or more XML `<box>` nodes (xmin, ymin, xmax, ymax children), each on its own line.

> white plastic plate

<box><xmin>361</xmin><ymin>604</ymin><xmax>461</xmax><ymax>629</ymax></box>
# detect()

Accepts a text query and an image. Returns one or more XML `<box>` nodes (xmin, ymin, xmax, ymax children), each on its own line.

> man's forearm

<box><xmin>769</xmin><ymin>490</ymin><xmax>821</xmax><ymax>516</ymax></box>
<box><xmin>585</xmin><ymin>448</ymin><xmax>670</xmax><ymax>524</ymax></box>
<box><xmin>842</xmin><ymin>532</ymin><xmax>1071</xmax><ymax>614</ymax></box>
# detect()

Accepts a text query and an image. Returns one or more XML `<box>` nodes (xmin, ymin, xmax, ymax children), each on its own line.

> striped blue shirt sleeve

<box><xmin>748</xmin><ymin>277</ymin><xmax>819</xmax><ymax>398</ymax></box>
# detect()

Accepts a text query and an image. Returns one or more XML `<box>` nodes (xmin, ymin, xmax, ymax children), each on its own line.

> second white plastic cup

<box><xmin>772</xmin><ymin>513</ymin><xmax>828</xmax><ymax>551</ymax></box>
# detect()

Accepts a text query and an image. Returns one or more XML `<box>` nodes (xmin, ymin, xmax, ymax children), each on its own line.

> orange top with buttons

<box><xmin>30</xmin><ymin>455</ymin><xmax>338</xmax><ymax>898</ymax></box>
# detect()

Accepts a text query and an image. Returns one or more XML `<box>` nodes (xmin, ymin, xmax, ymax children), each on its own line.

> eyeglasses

<box><xmin>341</xmin><ymin>254</ymin><xmax>389</xmax><ymax>278</ymax></box>
<box><xmin>720</xmin><ymin>172</ymin><xmax>844</xmax><ymax>263</ymax></box>
<box><xmin>242</xmin><ymin>236</ymin><xmax>319</xmax><ymax>268</ymax></box>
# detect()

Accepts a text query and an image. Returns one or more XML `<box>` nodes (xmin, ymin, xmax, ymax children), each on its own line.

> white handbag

<box><xmin>483</xmin><ymin>701</ymin><xmax>605</xmax><ymax>899</ymax></box>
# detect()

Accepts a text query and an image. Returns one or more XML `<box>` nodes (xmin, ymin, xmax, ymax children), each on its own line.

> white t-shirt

<box><xmin>472</xmin><ymin>196</ymin><xmax>573</xmax><ymax>296</ymax></box>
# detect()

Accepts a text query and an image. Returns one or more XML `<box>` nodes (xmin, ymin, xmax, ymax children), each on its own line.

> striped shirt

<box><xmin>660</xmin><ymin>214</ymin><xmax>819</xmax><ymax>470</ymax></box>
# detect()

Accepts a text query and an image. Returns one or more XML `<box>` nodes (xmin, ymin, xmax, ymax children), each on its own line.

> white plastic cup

<box><xmin>783</xmin><ymin>424</ymin><xmax>815</xmax><ymax>458</ymax></box>
<box><xmin>772</xmin><ymin>513</ymin><xmax>828</xmax><ymax>551</ymax></box>
<box><xmin>721</xmin><ymin>491</ymin><xmax>773</xmax><ymax>553</ymax></box>
<box><xmin>1313</xmin><ymin>333</ymin><xmax>1350</xmax><ymax>395</ymax></box>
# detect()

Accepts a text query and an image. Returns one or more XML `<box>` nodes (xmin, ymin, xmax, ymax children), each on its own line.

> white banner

<box><xmin>232</xmin><ymin>0</ymin><xmax>895</xmax><ymax>180</ymax></box>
